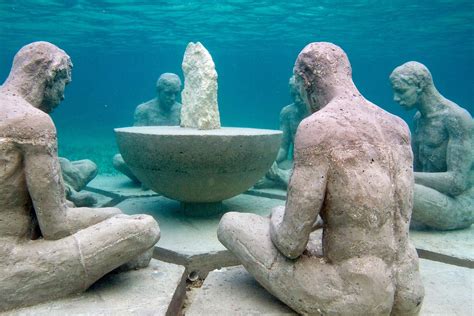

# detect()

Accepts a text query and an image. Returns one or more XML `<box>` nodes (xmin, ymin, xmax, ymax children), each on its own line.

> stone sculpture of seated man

<box><xmin>0</xmin><ymin>41</ymin><xmax>160</xmax><ymax>312</ymax></box>
<box><xmin>113</xmin><ymin>73</ymin><xmax>182</xmax><ymax>183</ymax></box>
<box><xmin>218</xmin><ymin>42</ymin><xmax>424</xmax><ymax>315</ymax></box>
<box><xmin>60</xmin><ymin>157</ymin><xmax>98</xmax><ymax>206</ymax></box>
<box><xmin>390</xmin><ymin>61</ymin><xmax>473</xmax><ymax>230</ymax></box>
<box><xmin>255</xmin><ymin>75</ymin><xmax>309</xmax><ymax>190</ymax></box>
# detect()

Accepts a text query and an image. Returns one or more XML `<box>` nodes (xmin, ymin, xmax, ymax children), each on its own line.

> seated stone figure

<box><xmin>255</xmin><ymin>75</ymin><xmax>309</xmax><ymax>190</ymax></box>
<box><xmin>390</xmin><ymin>61</ymin><xmax>473</xmax><ymax>230</ymax></box>
<box><xmin>60</xmin><ymin>157</ymin><xmax>98</xmax><ymax>207</ymax></box>
<box><xmin>0</xmin><ymin>41</ymin><xmax>160</xmax><ymax>312</ymax></box>
<box><xmin>113</xmin><ymin>73</ymin><xmax>182</xmax><ymax>183</ymax></box>
<box><xmin>218</xmin><ymin>42</ymin><xmax>424</xmax><ymax>315</ymax></box>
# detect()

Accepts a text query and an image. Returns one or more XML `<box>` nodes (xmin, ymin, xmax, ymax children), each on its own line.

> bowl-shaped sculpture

<box><xmin>115</xmin><ymin>126</ymin><xmax>282</xmax><ymax>204</ymax></box>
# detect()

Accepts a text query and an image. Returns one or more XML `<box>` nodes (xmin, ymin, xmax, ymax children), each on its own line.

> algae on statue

<box><xmin>390</xmin><ymin>61</ymin><xmax>473</xmax><ymax>230</ymax></box>
<box><xmin>218</xmin><ymin>42</ymin><xmax>424</xmax><ymax>315</ymax></box>
<box><xmin>0</xmin><ymin>42</ymin><xmax>160</xmax><ymax>312</ymax></box>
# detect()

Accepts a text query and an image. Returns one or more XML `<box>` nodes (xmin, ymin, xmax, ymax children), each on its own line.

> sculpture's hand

<box><xmin>266</xmin><ymin>162</ymin><xmax>281</xmax><ymax>181</ymax></box>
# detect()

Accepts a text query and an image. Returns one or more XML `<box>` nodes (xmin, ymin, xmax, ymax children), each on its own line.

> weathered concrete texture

<box><xmin>8</xmin><ymin>260</ymin><xmax>187</xmax><ymax>316</ymax></box>
<box><xmin>410</xmin><ymin>225</ymin><xmax>474</xmax><ymax>266</ymax></box>
<box><xmin>185</xmin><ymin>259</ymin><xmax>473</xmax><ymax>316</ymax></box>
<box><xmin>86</xmin><ymin>174</ymin><xmax>159</xmax><ymax>199</ymax></box>
<box><xmin>419</xmin><ymin>259</ymin><xmax>473</xmax><ymax>315</ymax></box>
<box><xmin>115</xmin><ymin>126</ymin><xmax>281</xmax><ymax>206</ymax></box>
<box><xmin>180</xmin><ymin>42</ymin><xmax>220</xmax><ymax>130</ymax></box>
<box><xmin>116</xmin><ymin>194</ymin><xmax>285</xmax><ymax>276</ymax></box>
<box><xmin>186</xmin><ymin>266</ymin><xmax>296</xmax><ymax>315</ymax></box>
<box><xmin>83</xmin><ymin>190</ymin><xmax>114</xmax><ymax>208</ymax></box>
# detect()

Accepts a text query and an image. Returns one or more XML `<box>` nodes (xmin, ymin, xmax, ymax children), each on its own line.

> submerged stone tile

<box><xmin>410</xmin><ymin>225</ymin><xmax>474</xmax><ymax>267</ymax></box>
<box><xmin>9</xmin><ymin>260</ymin><xmax>186</xmax><ymax>316</ymax></box>
<box><xmin>185</xmin><ymin>259</ymin><xmax>473</xmax><ymax>316</ymax></box>
<box><xmin>245</xmin><ymin>187</ymin><xmax>287</xmax><ymax>200</ymax></box>
<box><xmin>116</xmin><ymin>194</ymin><xmax>285</xmax><ymax>276</ymax></box>
<box><xmin>85</xmin><ymin>174</ymin><xmax>159</xmax><ymax>199</ymax></box>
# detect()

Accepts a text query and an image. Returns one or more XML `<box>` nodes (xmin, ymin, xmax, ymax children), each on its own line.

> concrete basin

<box><xmin>115</xmin><ymin>126</ymin><xmax>282</xmax><ymax>205</ymax></box>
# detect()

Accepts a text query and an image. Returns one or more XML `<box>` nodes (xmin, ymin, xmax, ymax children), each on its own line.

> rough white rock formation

<box><xmin>180</xmin><ymin>42</ymin><xmax>221</xmax><ymax>130</ymax></box>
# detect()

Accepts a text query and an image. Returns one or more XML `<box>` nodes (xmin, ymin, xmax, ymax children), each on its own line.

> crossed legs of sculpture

<box><xmin>0</xmin><ymin>208</ymin><xmax>159</xmax><ymax>311</ymax></box>
<box><xmin>412</xmin><ymin>184</ymin><xmax>474</xmax><ymax>230</ymax></box>
<box><xmin>218</xmin><ymin>212</ymin><xmax>423</xmax><ymax>315</ymax></box>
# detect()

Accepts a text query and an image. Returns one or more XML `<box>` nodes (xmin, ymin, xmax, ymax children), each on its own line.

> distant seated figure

<box><xmin>113</xmin><ymin>73</ymin><xmax>182</xmax><ymax>183</ymax></box>
<box><xmin>0</xmin><ymin>42</ymin><xmax>160</xmax><ymax>312</ymax></box>
<box><xmin>254</xmin><ymin>75</ymin><xmax>309</xmax><ymax>189</ymax></box>
<box><xmin>59</xmin><ymin>157</ymin><xmax>98</xmax><ymax>207</ymax></box>
<box><xmin>219</xmin><ymin>42</ymin><xmax>424</xmax><ymax>315</ymax></box>
<box><xmin>390</xmin><ymin>61</ymin><xmax>473</xmax><ymax>230</ymax></box>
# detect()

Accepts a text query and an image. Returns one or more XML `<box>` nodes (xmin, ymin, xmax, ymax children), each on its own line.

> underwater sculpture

<box><xmin>113</xmin><ymin>72</ymin><xmax>182</xmax><ymax>183</ymax></box>
<box><xmin>60</xmin><ymin>157</ymin><xmax>98</xmax><ymax>206</ymax></box>
<box><xmin>255</xmin><ymin>75</ymin><xmax>309</xmax><ymax>189</ymax></box>
<box><xmin>218</xmin><ymin>42</ymin><xmax>424</xmax><ymax>315</ymax></box>
<box><xmin>390</xmin><ymin>61</ymin><xmax>474</xmax><ymax>230</ymax></box>
<box><xmin>115</xmin><ymin>42</ymin><xmax>281</xmax><ymax>215</ymax></box>
<box><xmin>0</xmin><ymin>41</ymin><xmax>160</xmax><ymax>312</ymax></box>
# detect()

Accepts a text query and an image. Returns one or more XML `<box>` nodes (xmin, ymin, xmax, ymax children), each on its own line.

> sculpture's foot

<box><xmin>68</xmin><ymin>190</ymin><xmax>97</xmax><ymax>207</ymax></box>
<box><xmin>253</xmin><ymin>176</ymin><xmax>281</xmax><ymax>190</ymax></box>
<box><xmin>115</xmin><ymin>248</ymin><xmax>154</xmax><ymax>272</ymax></box>
<box><xmin>112</xmin><ymin>153</ymin><xmax>141</xmax><ymax>184</ymax></box>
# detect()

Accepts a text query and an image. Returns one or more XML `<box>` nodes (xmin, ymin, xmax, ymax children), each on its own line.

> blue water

<box><xmin>1</xmin><ymin>1</ymin><xmax>472</xmax><ymax>173</ymax></box>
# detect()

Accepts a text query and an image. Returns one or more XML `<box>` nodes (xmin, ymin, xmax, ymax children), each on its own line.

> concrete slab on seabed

<box><xmin>185</xmin><ymin>259</ymin><xmax>473</xmax><ymax>316</ymax></box>
<box><xmin>85</xmin><ymin>174</ymin><xmax>159</xmax><ymax>199</ymax></box>
<box><xmin>410</xmin><ymin>225</ymin><xmax>474</xmax><ymax>268</ymax></box>
<box><xmin>245</xmin><ymin>187</ymin><xmax>287</xmax><ymax>200</ymax></box>
<box><xmin>116</xmin><ymin>194</ymin><xmax>285</xmax><ymax>276</ymax></box>
<box><xmin>8</xmin><ymin>259</ymin><xmax>187</xmax><ymax>316</ymax></box>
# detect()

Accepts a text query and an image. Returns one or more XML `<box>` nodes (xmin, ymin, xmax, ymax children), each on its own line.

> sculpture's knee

<box><xmin>129</xmin><ymin>214</ymin><xmax>161</xmax><ymax>249</ymax></box>
<box><xmin>217</xmin><ymin>212</ymin><xmax>241</xmax><ymax>249</ymax></box>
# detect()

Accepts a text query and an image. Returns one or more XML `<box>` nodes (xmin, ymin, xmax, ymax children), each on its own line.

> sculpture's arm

<box><xmin>415</xmin><ymin>115</ymin><xmax>472</xmax><ymax>196</ymax></box>
<box><xmin>412</xmin><ymin>113</ymin><xmax>422</xmax><ymax>171</ymax></box>
<box><xmin>133</xmin><ymin>104</ymin><xmax>147</xmax><ymax>126</ymax></box>
<box><xmin>270</xmin><ymin>153</ymin><xmax>328</xmax><ymax>259</ymax></box>
<box><xmin>20</xmin><ymin>118</ymin><xmax>71</xmax><ymax>240</ymax></box>
<box><xmin>276</xmin><ymin>109</ymin><xmax>291</xmax><ymax>163</ymax></box>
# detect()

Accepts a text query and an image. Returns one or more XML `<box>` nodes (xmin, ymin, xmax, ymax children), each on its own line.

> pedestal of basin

<box><xmin>115</xmin><ymin>126</ymin><xmax>282</xmax><ymax>215</ymax></box>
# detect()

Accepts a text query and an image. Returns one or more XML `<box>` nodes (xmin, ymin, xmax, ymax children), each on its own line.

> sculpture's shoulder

<box><xmin>294</xmin><ymin>107</ymin><xmax>338</xmax><ymax>150</ymax></box>
<box><xmin>135</xmin><ymin>99</ymin><xmax>156</xmax><ymax>115</ymax></box>
<box><xmin>0</xmin><ymin>94</ymin><xmax>56</xmax><ymax>142</ymax></box>
<box><xmin>134</xmin><ymin>98</ymin><xmax>157</xmax><ymax>125</ymax></box>
<box><xmin>280</xmin><ymin>104</ymin><xmax>295</xmax><ymax>117</ymax></box>
<box><xmin>444</xmin><ymin>101</ymin><xmax>473</xmax><ymax>134</ymax></box>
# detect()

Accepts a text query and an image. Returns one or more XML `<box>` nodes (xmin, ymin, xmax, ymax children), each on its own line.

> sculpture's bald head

<box><xmin>156</xmin><ymin>73</ymin><xmax>181</xmax><ymax>110</ymax></box>
<box><xmin>293</xmin><ymin>42</ymin><xmax>353</xmax><ymax>112</ymax></box>
<box><xmin>4</xmin><ymin>41</ymin><xmax>72</xmax><ymax>113</ymax></box>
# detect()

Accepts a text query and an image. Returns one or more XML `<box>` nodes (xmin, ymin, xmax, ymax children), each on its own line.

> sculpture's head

<box><xmin>156</xmin><ymin>73</ymin><xmax>181</xmax><ymax>111</ymax></box>
<box><xmin>293</xmin><ymin>42</ymin><xmax>352</xmax><ymax>113</ymax></box>
<box><xmin>389</xmin><ymin>61</ymin><xmax>433</xmax><ymax>111</ymax></box>
<box><xmin>5</xmin><ymin>41</ymin><xmax>72</xmax><ymax>113</ymax></box>
<box><xmin>288</xmin><ymin>75</ymin><xmax>305</xmax><ymax>110</ymax></box>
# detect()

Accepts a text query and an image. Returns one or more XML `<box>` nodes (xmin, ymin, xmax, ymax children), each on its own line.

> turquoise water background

<box><xmin>1</xmin><ymin>1</ymin><xmax>472</xmax><ymax>173</ymax></box>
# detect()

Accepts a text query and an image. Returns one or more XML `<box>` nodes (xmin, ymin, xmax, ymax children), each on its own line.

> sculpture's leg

<box><xmin>70</xmin><ymin>159</ymin><xmax>98</xmax><ymax>188</ymax></box>
<box><xmin>218</xmin><ymin>212</ymin><xmax>396</xmax><ymax>315</ymax></box>
<box><xmin>113</xmin><ymin>153</ymin><xmax>141</xmax><ymax>184</ymax></box>
<box><xmin>0</xmin><ymin>214</ymin><xmax>159</xmax><ymax>311</ymax></box>
<box><xmin>413</xmin><ymin>184</ymin><xmax>474</xmax><ymax>230</ymax></box>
